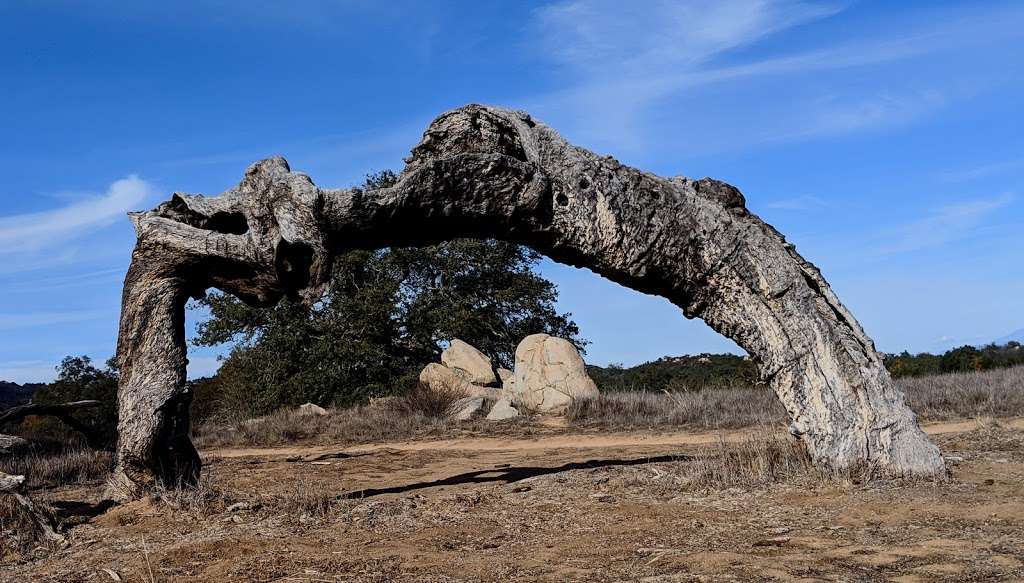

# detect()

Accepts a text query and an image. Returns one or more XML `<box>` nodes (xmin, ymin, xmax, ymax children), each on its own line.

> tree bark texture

<box><xmin>111</xmin><ymin>104</ymin><xmax>944</xmax><ymax>497</ymax></box>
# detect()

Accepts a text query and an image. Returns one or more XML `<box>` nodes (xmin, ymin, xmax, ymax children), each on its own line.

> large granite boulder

<box><xmin>441</xmin><ymin>339</ymin><xmax>497</xmax><ymax>386</ymax></box>
<box><xmin>510</xmin><ymin>334</ymin><xmax>598</xmax><ymax>413</ymax></box>
<box><xmin>419</xmin><ymin>362</ymin><xmax>498</xmax><ymax>398</ymax></box>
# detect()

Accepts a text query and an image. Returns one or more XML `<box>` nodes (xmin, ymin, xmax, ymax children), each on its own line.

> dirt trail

<box><xmin>8</xmin><ymin>416</ymin><xmax>1024</xmax><ymax>582</ymax></box>
<box><xmin>207</xmin><ymin>416</ymin><xmax>1024</xmax><ymax>461</ymax></box>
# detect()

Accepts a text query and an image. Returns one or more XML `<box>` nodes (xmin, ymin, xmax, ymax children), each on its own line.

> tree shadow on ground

<box><xmin>339</xmin><ymin>454</ymin><xmax>689</xmax><ymax>499</ymax></box>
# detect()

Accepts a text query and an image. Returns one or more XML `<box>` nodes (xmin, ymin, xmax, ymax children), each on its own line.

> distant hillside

<box><xmin>0</xmin><ymin>381</ymin><xmax>40</xmax><ymax>408</ymax></box>
<box><xmin>885</xmin><ymin>341</ymin><xmax>1024</xmax><ymax>378</ymax></box>
<box><xmin>589</xmin><ymin>341</ymin><xmax>1024</xmax><ymax>391</ymax></box>
<box><xmin>587</xmin><ymin>353</ymin><xmax>758</xmax><ymax>392</ymax></box>
<box><xmin>996</xmin><ymin>328</ymin><xmax>1024</xmax><ymax>345</ymax></box>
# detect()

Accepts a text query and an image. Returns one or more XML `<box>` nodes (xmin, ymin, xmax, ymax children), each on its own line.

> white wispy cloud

<box><xmin>0</xmin><ymin>176</ymin><xmax>154</xmax><ymax>254</ymax></box>
<box><xmin>938</xmin><ymin>156</ymin><xmax>1024</xmax><ymax>182</ymax></box>
<box><xmin>526</xmin><ymin>1</ymin><xmax>1024</xmax><ymax>151</ymax></box>
<box><xmin>759</xmin><ymin>90</ymin><xmax>950</xmax><ymax>143</ymax></box>
<box><xmin>534</xmin><ymin>0</ymin><xmax>843</xmax><ymax>75</ymax></box>
<box><xmin>0</xmin><ymin>310</ymin><xmax>107</xmax><ymax>331</ymax></box>
<box><xmin>762</xmin><ymin>195</ymin><xmax>829</xmax><ymax>211</ymax></box>
<box><xmin>2</xmin><ymin>268</ymin><xmax>125</xmax><ymax>293</ymax></box>
<box><xmin>874</xmin><ymin>193</ymin><xmax>1017</xmax><ymax>255</ymax></box>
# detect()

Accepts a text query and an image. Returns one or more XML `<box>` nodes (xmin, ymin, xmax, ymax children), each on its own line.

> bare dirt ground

<box><xmin>4</xmin><ymin>418</ymin><xmax>1024</xmax><ymax>582</ymax></box>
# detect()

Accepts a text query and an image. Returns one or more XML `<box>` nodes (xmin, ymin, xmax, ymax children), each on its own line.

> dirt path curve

<box><xmin>206</xmin><ymin>416</ymin><xmax>1024</xmax><ymax>461</ymax></box>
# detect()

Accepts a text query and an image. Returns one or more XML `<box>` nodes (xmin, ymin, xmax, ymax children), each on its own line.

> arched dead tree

<box><xmin>109</xmin><ymin>105</ymin><xmax>945</xmax><ymax>498</ymax></box>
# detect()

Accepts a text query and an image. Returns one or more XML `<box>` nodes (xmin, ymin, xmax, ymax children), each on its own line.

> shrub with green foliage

<box><xmin>587</xmin><ymin>354</ymin><xmax>759</xmax><ymax>392</ymax></box>
<box><xmin>885</xmin><ymin>342</ymin><xmax>1024</xmax><ymax>378</ymax></box>
<box><xmin>14</xmin><ymin>356</ymin><xmax>119</xmax><ymax>449</ymax></box>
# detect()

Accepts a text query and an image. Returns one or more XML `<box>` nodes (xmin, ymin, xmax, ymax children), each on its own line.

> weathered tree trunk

<box><xmin>111</xmin><ymin>104</ymin><xmax>945</xmax><ymax>497</ymax></box>
<box><xmin>108</xmin><ymin>252</ymin><xmax>198</xmax><ymax>499</ymax></box>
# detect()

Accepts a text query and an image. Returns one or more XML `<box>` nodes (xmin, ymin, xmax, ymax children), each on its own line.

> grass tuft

<box><xmin>567</xmin><ymin>387</ymin><xmax>786</xmax><ymax>429</ymax></box>
<box><xmin>901</xmin><ymin>366</ymin><xmax>1024</xmax><ymax>420</ymax></box>
<box><xmin>279</xmin><ymin>477</ymin><xmax>334</xmax><ymax>518</ymax></box>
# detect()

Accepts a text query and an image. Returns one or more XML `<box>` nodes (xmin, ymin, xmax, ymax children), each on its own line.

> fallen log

<box><xmin>0</xmin><ymin>400</ymin><xmax>101</xmax><ymax>426</ymax></box>
<box><xmin>0</xmin><ymin>400</ymin><xmax>107</xmax><ymax>449</ymax></box>
<box><xmin>0</xmin><ymin>471</ymin><xmax>64</xmax><ymax>544</ymax></box>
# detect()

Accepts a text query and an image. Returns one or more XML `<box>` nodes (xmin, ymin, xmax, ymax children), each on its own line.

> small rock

<box><xmin>310</xmin><ymin>461</ymin><xmax>332</xmax><ymax>466</ymax></box>
<box><xmin>298</xmin><ymin>403</ymin><xmax>328</xmax><ymax>416</ymax></box>
<box><xmin>486</xmin><ymin>397</ymin><xmax>520</xmax><ymax>420</ymax></box>
<box><xmin>770</xmin><ymin>526</ymin><xmax>791</xmax><ymax>535</ymax></box>
<box><xmin>511</xmin><ymin>485</ymin><xmax>532</xmax><ymax>493</ymax></box>
<box><xmin>227</xmin><ymin>502</ymin><xmax>249</xmax><ymax>512</ymax></box>
<box><xmin>944</xmin><ymin>455</ymin><xmax>965</xmax><ymax>462</ymax></box>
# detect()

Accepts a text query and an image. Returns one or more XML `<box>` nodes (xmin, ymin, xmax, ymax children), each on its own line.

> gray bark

<box><xmin>111</xmin><ymin>104</ymin><xmax>944</xmax><ymax>497</ymax></box>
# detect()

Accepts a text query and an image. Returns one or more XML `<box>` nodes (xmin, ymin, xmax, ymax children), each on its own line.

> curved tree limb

<box><xmin>110</xmin><ymin>104</ymin><xmax>945</xmax><ymax>498</ymax></box>
<box><xmin>0</xmin><ymin>400</ymin><xmax>100</xmax><ymax>426</ymax></box>
<box><xmin>0</xmin><ymin>400</ymin><xmax>107</xmax><ymax>449</ymax></box>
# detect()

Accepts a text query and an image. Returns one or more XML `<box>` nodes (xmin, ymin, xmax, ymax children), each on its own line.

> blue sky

<box><xmin>1</xmin><ymin>0</ymin><xmax>1022</xmax><ymax>383</ymax></box>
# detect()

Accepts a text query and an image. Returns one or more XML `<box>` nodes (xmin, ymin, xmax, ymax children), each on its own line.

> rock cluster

<box><xmin>417</xmin><ymin>335</ymin><xmax>597</xmax><ymax>420</ymax></box>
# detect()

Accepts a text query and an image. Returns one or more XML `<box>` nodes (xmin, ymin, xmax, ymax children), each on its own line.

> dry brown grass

<box><xmin>193</xmin><ymin>382</ymin><xmax>528</xmax><ymax>448</ymax></box>
<box><xmin>901</xmin><ymin>365</ymin><xmax>1024</xmax><ymax>420</ymax></box>
<box><xmin>567</xmin><ymin>386</ymin><xmax>786</xmax><ymax>429</ymax></box>
<box><xmin>617</xmin><ymin>429</ymin><xmax>878</xmax><ymax>496</ymax></box>
<box><xmin>0</xmin><ymin>445</ymin><xmax>111</xmax><ymax>488</ymax></box>
<box><xmin>569</xmin><ymin>366</ymin><xmax>1024</xmax><ymax>430</ymax></box>
<box><xmin>194</xmin><ymin>402</ymin><xmax>451</xmax><ymax>449</ymax></box>
<box><xmin>277</xmin><ymin>477</ymin><xmax>334</xmax><ymax>519</ymax></box>
<box><xmin>192</xmin><ymin>367</ymin><xmax>1023</xmax><ymax>450</ymax></box>
<box><xmin>154</xmin><ymin>477</ymin><xmax>230</xmax><ymax>516</ymax></box>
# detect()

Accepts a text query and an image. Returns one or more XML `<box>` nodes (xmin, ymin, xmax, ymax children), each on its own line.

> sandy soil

<box><xmin>3</xmin><ymin>418</ymin><xmax>1024</xmax><ymax>582</ymax></box>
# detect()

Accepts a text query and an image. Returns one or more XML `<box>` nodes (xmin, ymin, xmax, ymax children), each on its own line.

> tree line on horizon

<box><xmin>8</xmin><ymin>340</ymin><xmax>1022</xmax><ymax>446</ymax></box>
